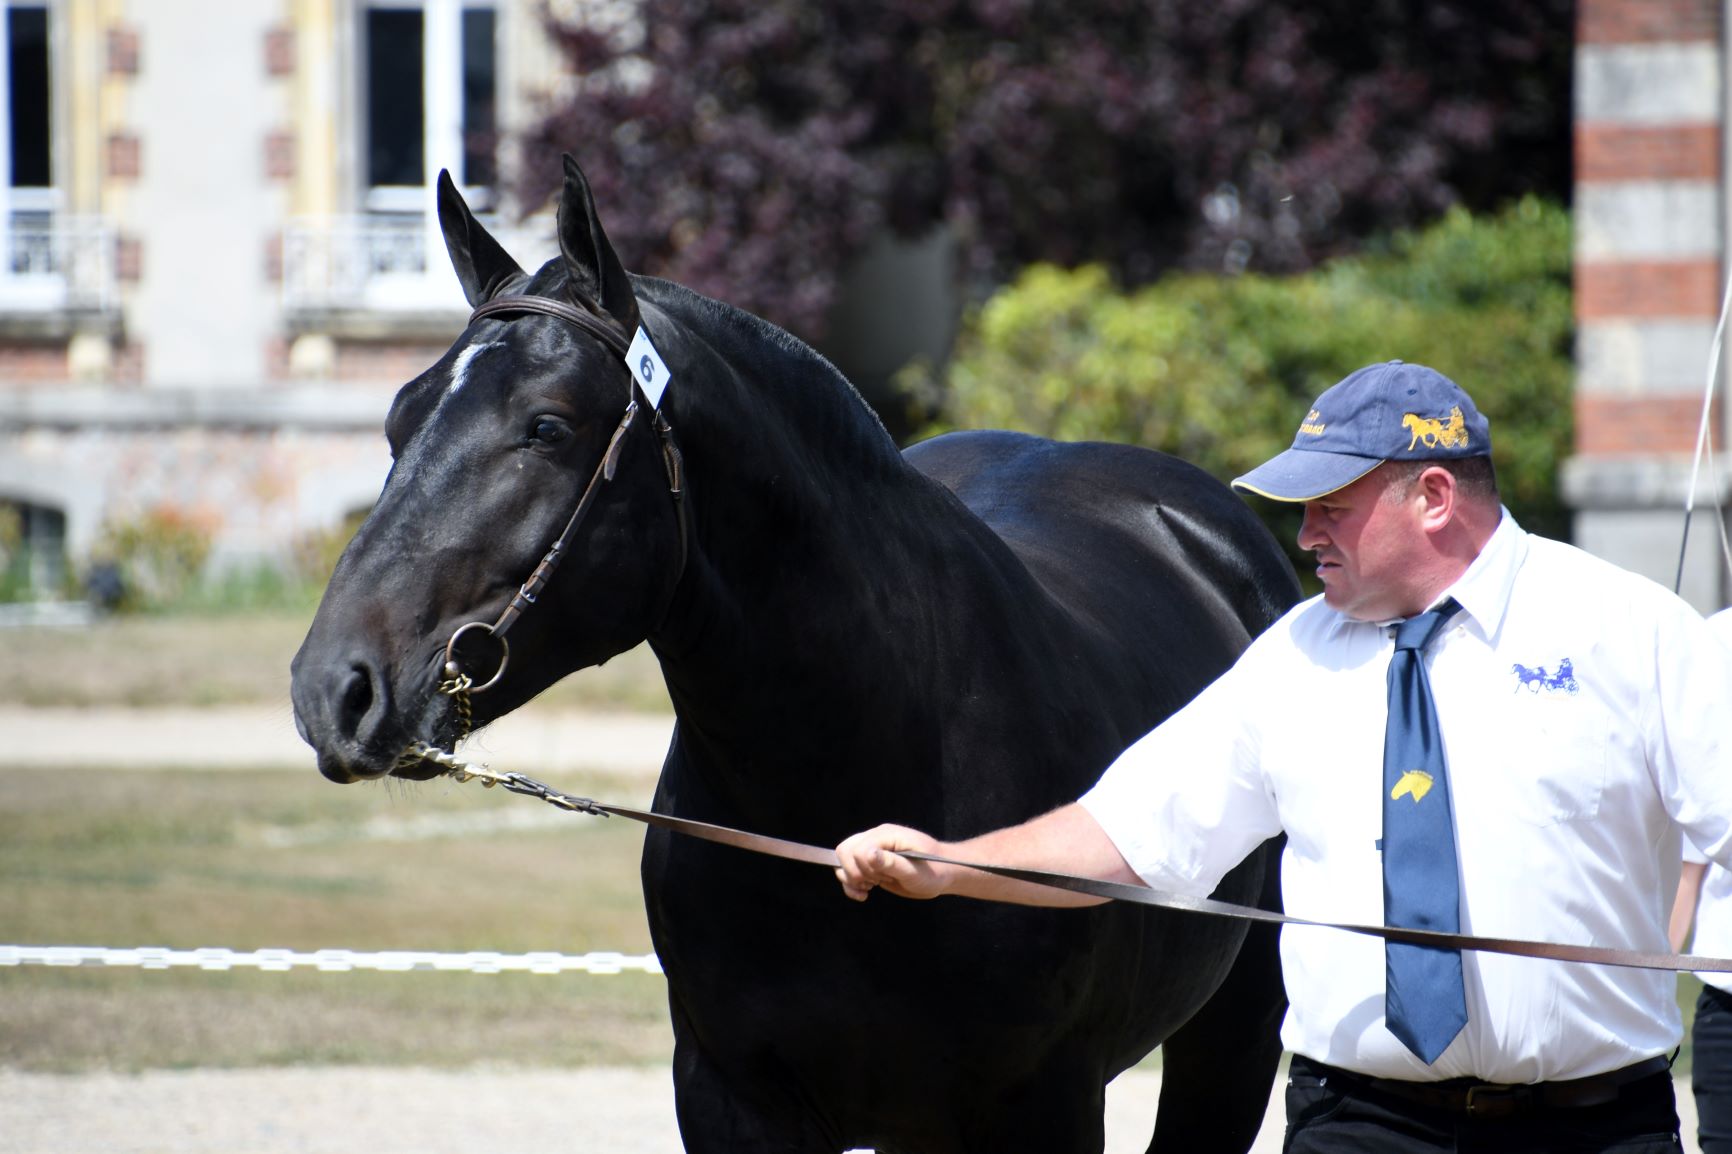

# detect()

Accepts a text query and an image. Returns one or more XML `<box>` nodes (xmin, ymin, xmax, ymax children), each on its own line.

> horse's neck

<box><xmin>644</xmin><ymin>286</ymin><xmax>914</xmax><ymax>536</ymax></box>
<box><xmin>645</xmin><ymin>391</ymin><xmax>995</xmax><ymax>798</ymax></box>
<box><xmin>654</xmin><ymin>434</ymin><xmax>965</xmax><ymax>705</ymax></box>
<box><xmin>638</xmin><ymin>291</ymin><xmax>1060</xmax><ymax>810</ymax></box>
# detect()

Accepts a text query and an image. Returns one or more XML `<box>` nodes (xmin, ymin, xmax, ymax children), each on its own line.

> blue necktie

<box><xmin>1382</xmin><ymin>599</ymin><xmax>1466</xmax><ymax>1064</ymax></box>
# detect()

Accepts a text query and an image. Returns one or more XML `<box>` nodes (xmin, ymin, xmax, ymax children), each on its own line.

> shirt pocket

<box><xmin>1500</xmin><ymin>695</ymin><xmax>1610</xmax><ymax>826</ymax></box>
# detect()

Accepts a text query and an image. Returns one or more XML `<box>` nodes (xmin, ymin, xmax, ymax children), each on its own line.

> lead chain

<box><xmin>391</xmin><ymin>673</ymin><xmax>476</xmax><ymax>774</ymax></box>
<box><xmin>440</xmin><ymin>672</ymin><xmax>475</xmax><ymax>744</ymax></box>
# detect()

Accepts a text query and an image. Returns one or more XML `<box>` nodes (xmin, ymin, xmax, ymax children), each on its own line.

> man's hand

<box><xmin>835</xmin><ymin>824</ymin><xmax>950</xmax><ymax>901</ymax></box>
<box><xmin>835</xmin><ymin>805</ymin><xmax>1129</xmax><ymax>908</ymax></box>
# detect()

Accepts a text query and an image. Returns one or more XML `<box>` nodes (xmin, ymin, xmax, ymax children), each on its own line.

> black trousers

<box><xmin>1284</xmin><ymin>1055</ymin><xmax>1681</xmax><ymax>1153</ymax></box>
<box><xmin>1693</xmin><ymin>984</ymin><xmax>1732</xmax><ymax>1153</ymax></box>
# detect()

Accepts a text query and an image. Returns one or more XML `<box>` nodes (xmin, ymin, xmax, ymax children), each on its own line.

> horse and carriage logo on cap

<box><xmin>1402</xmin><ymin>405</ymin><xmax>1470</xmax><ymax>452</ymax></box>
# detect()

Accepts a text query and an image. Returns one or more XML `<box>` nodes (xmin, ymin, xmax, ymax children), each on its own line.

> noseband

<box><xmin>440</xmin><ymin>293</ymin><xmax>689</xmax><ymax>696</ymax></box>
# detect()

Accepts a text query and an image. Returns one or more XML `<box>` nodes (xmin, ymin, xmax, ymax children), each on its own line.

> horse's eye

<box><xmin>530</xmin><ymin>416</ymin><xmax>572</xmax><ymax>446</ymax></box>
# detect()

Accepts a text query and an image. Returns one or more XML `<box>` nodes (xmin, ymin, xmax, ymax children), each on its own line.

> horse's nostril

<box><xmin>338</xmin><ymin>664</ymin><xmax>375</xmax><ymax>737</ymax></box>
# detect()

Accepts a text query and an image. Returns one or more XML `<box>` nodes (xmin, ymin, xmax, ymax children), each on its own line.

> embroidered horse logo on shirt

<box><xmin>1511</xmin><ymin>657</ymin><xmax>1579</xmax><ymax>695</ymax></box>
<box><xmin>1402</xmin><ymin>406</ymin><xmax>1470</xmax><ymax>451</ymax></box>
<box><xmin>1391</xmin><ymin>770</ymin><xmax>1434</xmax><ymax>803</ymax></box>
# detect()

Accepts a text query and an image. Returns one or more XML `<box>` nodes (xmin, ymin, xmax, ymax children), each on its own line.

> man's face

<box><xmin>1297</xmin><ymin>465</ymin><xmax>1427</xmax><ymax>621</ymax></box>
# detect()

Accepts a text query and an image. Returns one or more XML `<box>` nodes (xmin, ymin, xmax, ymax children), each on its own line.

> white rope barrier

<box><xmin>0</xmin><ymin>944</ymin><xmax>662</xmax><ymax>975</ymax></box>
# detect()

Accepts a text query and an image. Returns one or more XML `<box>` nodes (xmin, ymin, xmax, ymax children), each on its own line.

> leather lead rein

<box><xmin>435</xmin><ymin>759</ymin><xmax>1732</xmax><ymax>976</ymax></box>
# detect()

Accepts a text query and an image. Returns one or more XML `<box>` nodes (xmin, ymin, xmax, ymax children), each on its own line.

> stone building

<box><xmin>0</xmin><ymin>0</ymin><xmax>567</xmax><ymax>594</ymax></box>
<box><xmin>0</xmin><ymin>0</ymin><xmax>957</xmax><ymax>602</ymax></box>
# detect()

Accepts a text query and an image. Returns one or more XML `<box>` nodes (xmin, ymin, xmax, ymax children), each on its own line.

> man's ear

<box><xmin>1416</xmin><ymin>464</ymin><xmax>1459</xmax><ymax>533</ymax></box>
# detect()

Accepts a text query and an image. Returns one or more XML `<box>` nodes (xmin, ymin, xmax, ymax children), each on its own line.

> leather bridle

<box><xmin>437</xmin><ymin>293</ymin><xmax>689</xmax><ymax>696</ymax></box>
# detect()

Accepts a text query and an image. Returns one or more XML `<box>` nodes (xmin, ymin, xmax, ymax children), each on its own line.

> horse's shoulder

<box><xmin>904</xmin><ymin>429</ymin><xmax>1299</xmax><ymax>635</ymax></box>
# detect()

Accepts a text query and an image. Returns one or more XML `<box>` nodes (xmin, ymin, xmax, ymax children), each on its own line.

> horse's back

<box><xmin>905</xmin><ymin>429</ymin><xmax>1299</xmax><ymax>661</ymax></box>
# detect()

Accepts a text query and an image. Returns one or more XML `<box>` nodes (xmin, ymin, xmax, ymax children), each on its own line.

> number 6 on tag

<box><xmin>626</xmin><ymin>326</ymin><xmax>672</xmax><ymax>409</ymax></box>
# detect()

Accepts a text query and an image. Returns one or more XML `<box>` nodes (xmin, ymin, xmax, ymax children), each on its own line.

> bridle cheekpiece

<box><xmin>436</xmin><ymin>293</ymin><xmax>688</xmax><ymax>702</ymax></box>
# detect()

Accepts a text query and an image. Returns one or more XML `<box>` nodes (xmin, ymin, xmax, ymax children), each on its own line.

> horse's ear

<box><xmin>437</xmin><ymin>169</ymin><xmax>525</xmax><ymax>307</ymax></box>
<box><xmin>556</xmin><ymin>154</ymin><xmax>641</xmax><ymax>334</ymax></box>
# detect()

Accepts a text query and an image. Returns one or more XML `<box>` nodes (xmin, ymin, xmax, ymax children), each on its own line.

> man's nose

<box><xmin>1297</xmin><ymin>503</ymin><xmax>1325</xmax><ymax>550</ymax></box>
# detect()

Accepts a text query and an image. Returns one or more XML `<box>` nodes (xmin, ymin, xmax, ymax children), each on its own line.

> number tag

<box><xmin>625</xmin><ymin>327</ymin><xmax>671</xmax><ymax>409</ymax></box>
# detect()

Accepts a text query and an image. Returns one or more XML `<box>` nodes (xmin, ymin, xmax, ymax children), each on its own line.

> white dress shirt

<box><xmin>1685</xmin><ymin>607</ymin><xmax>1732</xmax><ymax>993</ymax></box>
<box><xmin>1081</xmin><ymin>512</ymin><xmax>1732</xmax><ymax>1083</ymax></box>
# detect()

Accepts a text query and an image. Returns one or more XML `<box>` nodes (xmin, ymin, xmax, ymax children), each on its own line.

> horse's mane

<box><xmin>630</xmin><ymin>274</ymin><xmax>905</xmax><ymax>470</ymax></box>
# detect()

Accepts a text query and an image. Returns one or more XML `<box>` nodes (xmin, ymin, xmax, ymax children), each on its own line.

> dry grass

<box><xmin>0</xmin><ymin>610</ymin><xmax>672</xmax><ymax>711</ymax></box>
<box><xmin>0</xmin><ymin>610</ymin><xmax>677</xmax><ymax>1072</ymax></box>
<box><xmin>0</xmin><ymin>766</ymin><xmax>675</xmax><ymax>1072</ymax></box>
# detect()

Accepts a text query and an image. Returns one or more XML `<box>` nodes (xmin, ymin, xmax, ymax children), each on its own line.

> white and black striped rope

<box><xmin>0</xmin><ymin>944</ymin><xmax>662</xmax><ymax>975</ymax></box>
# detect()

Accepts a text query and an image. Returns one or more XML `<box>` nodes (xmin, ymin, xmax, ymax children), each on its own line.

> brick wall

<box><xmin>1568</xmin><ymin>0</ymin><xmax>1728</xmax><ymax>607</ymax></box>
<box><xmin>1579</xmin><ymin>0</ymin><xmax>1722</xmax><ymax>44</ymax></box>
<box><xmin>1573</xmin><ymin>0</ymin><xmax>1723</xmax><ymax>456</ymax></box>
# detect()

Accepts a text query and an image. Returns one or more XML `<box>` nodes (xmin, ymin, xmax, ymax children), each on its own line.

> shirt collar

<box><xmin>1433</xmin><ymin>507</ymin><xmax>1525</xmax><ymax>639</ymax></box>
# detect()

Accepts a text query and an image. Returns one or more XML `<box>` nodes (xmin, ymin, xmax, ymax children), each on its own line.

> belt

<box><xmin>1295</xmin><ymin>1054</ymin><xmax>1673</xmax><ymax>1119</ymax></box>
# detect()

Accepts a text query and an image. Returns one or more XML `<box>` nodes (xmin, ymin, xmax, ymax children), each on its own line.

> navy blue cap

<box><xmin>1231</xmin><ymin>361</ymin><xmax>1491</xmax><ymax>502</ymax></box>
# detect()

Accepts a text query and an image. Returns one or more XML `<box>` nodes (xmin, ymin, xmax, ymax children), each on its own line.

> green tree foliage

<box><xmin>903</xmin><ymin>199</ymin><xmax>1573</xmax><ymax>573</ymax></box>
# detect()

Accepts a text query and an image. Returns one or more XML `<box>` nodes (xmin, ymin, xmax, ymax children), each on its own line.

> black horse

<box><xmin>290</xmin><ymin>156</ymin><xmax>1301</xmax><ymax>1154</ymax></box>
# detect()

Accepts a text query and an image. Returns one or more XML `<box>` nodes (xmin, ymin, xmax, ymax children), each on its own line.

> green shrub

<box><xmin>94</xmin><ymin>506</ymin><xmax>215</xmax><ymax>611</ymax></box>
<box><xmin>901</xmin><ymin>198</ymin><xmax>1574</xmax><ymax>580</ymax></box>
<box><xmin>0</xmin><ymin>504</ymin><xmax>25</xmax><ymax>602</ymax></box>
<box><xmin>80</xmin><ymin>506</ymin><xmax>370</xmax><ymax>617</ymax></box>
<box><xmin>165</xmin><ymin>562</ymin><xmax>325</xmax><ymax>615</ymax></box>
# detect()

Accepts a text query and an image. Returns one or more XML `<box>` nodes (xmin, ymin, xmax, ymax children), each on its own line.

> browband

<box><xmin>468</xmin><ymin>294</ymin><xmax>632</xmax><ymax>359</ymax></box>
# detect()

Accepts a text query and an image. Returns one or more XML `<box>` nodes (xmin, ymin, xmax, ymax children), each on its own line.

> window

<box><xmin>284</xmin><ymin>1</ymin><xmax>501</xmax><ymax>312</ymax></box>
<box><xmin>460</xmin><ymin>6</ymin><xmax>495</xmax><ymax>189</ymax></box>
<box><xmin>365</xmin><ymin>8</ymin><xmax>423</xmax><ymax>190</ymax></box>
<box><xmin>7</xmin><ymin>3</ymin><xmax>47</xmax><ymax>193</ymax></box>
<box><xmin>362</xmin><ymin>0</ymin><xmax>497</xmax><ymax>212</ymax></box>
<box><xmin>0</xmin><ymin>1</ymin><xmax>76</xmax><ymax>306</ymax></box>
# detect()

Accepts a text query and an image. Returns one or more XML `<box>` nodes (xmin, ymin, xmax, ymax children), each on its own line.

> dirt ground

<box><xmin>0</xmin><ymin>1061</ymin><xmax>1707</xmax><ymax>1154</ymax></box>
<box><xmin>0</xmin><ymin>1066</ymin><xmax>1270</xmax><ymax>1154</ymax></box>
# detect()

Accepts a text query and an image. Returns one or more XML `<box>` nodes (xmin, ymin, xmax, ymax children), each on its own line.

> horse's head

<box><xmin>290</xmin><ymin>156</ymin><xmax>686</xmax><ymax>784</ymax></box>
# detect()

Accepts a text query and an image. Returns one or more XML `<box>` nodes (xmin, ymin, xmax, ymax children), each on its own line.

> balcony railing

<box><xmin>0</xmin><ymin>213</ymin><xmax>115</xmax><ymax>314</ymax></box>
<box><xmin>283</xmin><ymin>213</ymin><xmax>549</xmax><ymax>317</ymax></box>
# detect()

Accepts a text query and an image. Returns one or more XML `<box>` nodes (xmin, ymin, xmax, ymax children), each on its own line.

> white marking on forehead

<box><xmin>448</xmin><ymin>341</ymin><xmax>505</xmax><ymax>397</ymax></box>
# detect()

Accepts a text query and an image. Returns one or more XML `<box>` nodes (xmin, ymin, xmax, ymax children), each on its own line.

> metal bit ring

<box><xmin>441</xmin><ymin>620</ymin><xmax>510</xmax><ymax>694</ymax></box>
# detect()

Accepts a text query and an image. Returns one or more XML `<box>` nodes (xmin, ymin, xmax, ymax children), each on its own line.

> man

<box><xmin>836</xmin><ymin>361</ymin><xmax>1732</xmax><ymax>1152</ymax></box>
<box><xmin>1673</xmin><ymin>607</ymin><xmax>1732</xmax><ymax>1154</ymax></box>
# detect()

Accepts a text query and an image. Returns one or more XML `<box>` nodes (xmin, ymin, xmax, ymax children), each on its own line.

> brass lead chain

<box><xmin>438</xmin><ymin>672</ymin><xmax>475</xmax><ymax>746</ymax></box>
<box><xmin>393</xmin><ymin>673</ymin><xmax>477</xmax><ymax>774</ymax></box>
<box><xmin>395</xmin><ymin>671</ymin><xmax>606</xmax><ymax>816</ymax></box>
<box><xmin>397</xmin><ymin>738</ymin><xmax>608</xmax><ymax>817</ymax></box>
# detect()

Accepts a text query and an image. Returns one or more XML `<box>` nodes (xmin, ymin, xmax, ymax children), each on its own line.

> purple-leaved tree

<box><xmin>521</xmin><ymin>0</ymin><xmax>1571</xmax><ymax>343</ymax></box>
